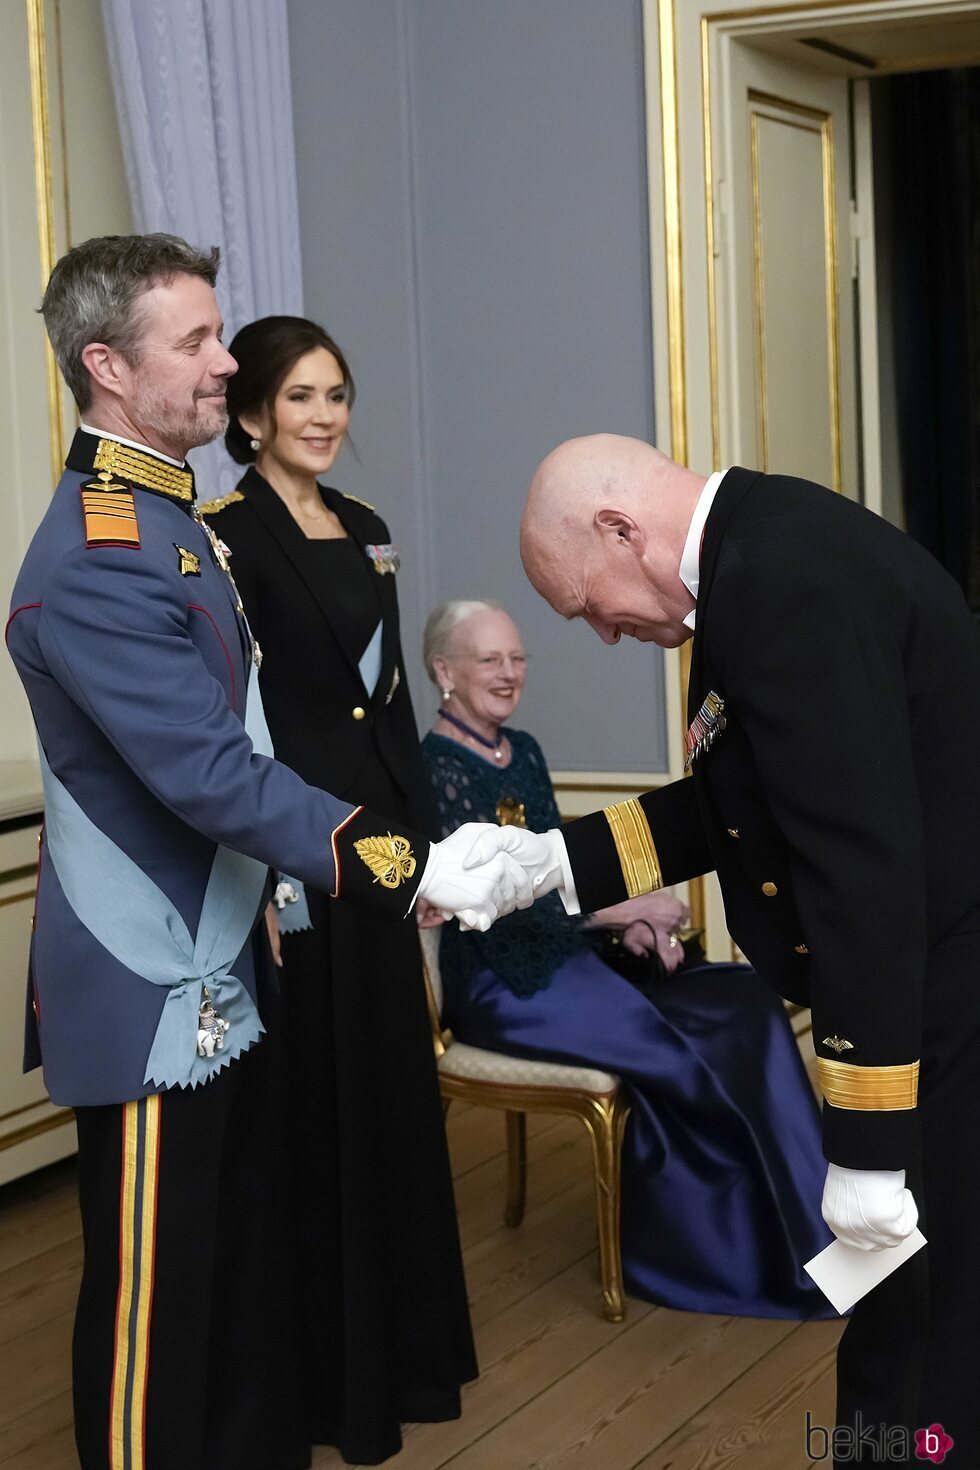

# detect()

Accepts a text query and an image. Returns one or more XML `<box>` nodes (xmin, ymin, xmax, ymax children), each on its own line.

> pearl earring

<box><xmin>441</xmin><ymin>688</ymin><xmax>451</xmax><ymax>702</ymax></box>
<box><xmin>249</xmin><ymin>437</ymin><xmax>261</xmax><ymax>452</ymax></box>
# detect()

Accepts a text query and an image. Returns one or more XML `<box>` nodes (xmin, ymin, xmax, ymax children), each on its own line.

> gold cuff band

<box><xmin>817</xmin><ymin>1057</ymin><xmax>920</xmax><ymax>1111</ymax></box>
<box><xmin>602</xmin><ymin>798</ymin><xmax>663</xmax><ymax>899</ymax></box>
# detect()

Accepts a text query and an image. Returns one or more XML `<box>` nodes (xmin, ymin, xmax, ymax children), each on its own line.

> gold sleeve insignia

<box><xmin>354</xmin><ymin>833</ymin><xmax>417</xmax><ymax>888</ymax></box>
<box><xmin>196</xmin><ymin>489</ymin><xmax>244</xmax><ymax>516</ymax></box>
<box><xmin>817</xmin><ymin>1058</ymin><xmax>919</xmax><ymax>1111</ymax></box>
<box><xmin>602</xmin><ymin>798</ymin><xmax>663</xmax><ymax>898</ymax></box>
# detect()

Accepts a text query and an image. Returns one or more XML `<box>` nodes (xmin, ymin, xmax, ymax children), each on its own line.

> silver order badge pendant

<box><xmin>197</xmin><ymin>986</ymin><xmax>230</xmax><ymax>1058</ymax></box>
<box><xmin>193</xmin><ymin>510</ymin><xmax>232</xmax><ymax>574</ymax></box>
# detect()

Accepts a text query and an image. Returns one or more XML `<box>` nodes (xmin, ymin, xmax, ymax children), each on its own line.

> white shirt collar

<box><xmin>680</xmin><ymin>469</ymin><xmax>730</xmax><ymax>631</ymax></box>
<box><xmin>80</xmin><ymin>422</ymin><xmax>186</xmax><ymax>469</ymax></box>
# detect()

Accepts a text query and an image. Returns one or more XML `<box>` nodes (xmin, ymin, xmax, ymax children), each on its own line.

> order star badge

<box><xmin>353</xmin><ymin>833</ymin><xmax>417</xmax><ymax>888</ymax></box>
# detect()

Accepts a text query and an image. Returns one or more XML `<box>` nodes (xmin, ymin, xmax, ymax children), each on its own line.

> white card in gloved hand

<box><xmin>804</xmin><ymin>1229</ymin><xmax>927</xmax><ymax>1314</ymax></box>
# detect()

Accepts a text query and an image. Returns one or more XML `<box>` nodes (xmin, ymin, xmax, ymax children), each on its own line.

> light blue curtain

<box><xmin>100</xmin><ymin>0</ymin><xmax>304</xmax><ymax>495</ymax></box>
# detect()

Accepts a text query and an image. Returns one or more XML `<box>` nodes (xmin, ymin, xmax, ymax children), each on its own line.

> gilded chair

<box><xmin>419</xmin><ymin>926</ymin><xmax>631</xmax><ymax>1322</ymax></box>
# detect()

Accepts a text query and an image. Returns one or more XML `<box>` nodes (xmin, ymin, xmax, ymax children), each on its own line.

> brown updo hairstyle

<box><xmin>224</xmin><ymin>315</ymin><xmax>357</xmax><ymax>465</ymax></box>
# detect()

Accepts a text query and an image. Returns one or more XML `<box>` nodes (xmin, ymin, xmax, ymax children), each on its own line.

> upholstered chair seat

<box><xmin>420</xmin><ymin>927</ymin><xmax>630</xmax><ymax>1321</ymax></box>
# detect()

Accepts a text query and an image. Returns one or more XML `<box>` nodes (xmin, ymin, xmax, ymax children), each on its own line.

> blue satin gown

<box><xmin>422</xmin><ymin>729</ymin><xmax>837</xmax><ymax>1319</ymax></box>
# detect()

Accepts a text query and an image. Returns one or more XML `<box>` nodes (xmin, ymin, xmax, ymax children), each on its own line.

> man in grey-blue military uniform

<box><xmin>6</xmin><ymin>234</ymin><xmax>527</xmax><ymax>1470</ymax></box>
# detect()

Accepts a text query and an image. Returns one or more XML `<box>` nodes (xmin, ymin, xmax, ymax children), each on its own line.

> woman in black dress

<box><xmin>202</xmin><ymin>317</ymin><xmax>476</xmax><ymax>1465</ymax></box>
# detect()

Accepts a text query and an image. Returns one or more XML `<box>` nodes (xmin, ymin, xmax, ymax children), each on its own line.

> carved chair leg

<box><xmin>583</xmin><ymin>1094</ymin><xmax>629</xmax><ymax>1322</ymax></box>
<box><xmin>504</xmin><ymin>1110</ymin><xmax>527</xmax><ymax>1227</ymax></box>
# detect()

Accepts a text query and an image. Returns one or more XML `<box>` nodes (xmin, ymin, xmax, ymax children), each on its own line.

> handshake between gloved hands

<box><xmin>414</xmin><ymin>822</ymin><xmax>567</xmax><ymax>932</ymax></box>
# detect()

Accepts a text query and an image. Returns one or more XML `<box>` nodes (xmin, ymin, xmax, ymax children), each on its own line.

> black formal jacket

<box><xmin>564</xmin><ymin>468</ymin><xmax>980</xmax><ymax>1169</ymax></box>
<box><xmin>201</xmin><ymin>467</ymin><xmax>433</xmax><ymax>834</ymax></box>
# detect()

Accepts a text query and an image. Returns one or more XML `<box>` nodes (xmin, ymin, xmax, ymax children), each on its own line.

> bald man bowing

<box><xmin>467</xmin><ymin>436</ymin><xmax>980</xmax><ymax>1466</ymax></box>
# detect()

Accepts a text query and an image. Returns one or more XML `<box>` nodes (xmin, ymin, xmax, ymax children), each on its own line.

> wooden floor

<box><xmin>0</xmin><ymin>1103</ymin><xmax>842</xmax><ymax>1470</ymax></box>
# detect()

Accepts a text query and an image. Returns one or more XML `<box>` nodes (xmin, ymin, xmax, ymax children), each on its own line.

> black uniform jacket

<box><xmin>564</xmin><ymin>467</ymin><xmax>980</xmax><ymax>1169</ymax></box>
<box><xmin>202</xmin><ymin>467</ymin><xmax>433</xmax><ymax>831</ymax></box>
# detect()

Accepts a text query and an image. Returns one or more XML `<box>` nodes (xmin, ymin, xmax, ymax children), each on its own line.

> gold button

<box><xmin>352</xmin><ymin>706</ymin><xmax>366</xmax><ymax>721</ymax></box>
<box><xmin>794</xmin><ymin>944</ymin><xmax>809</xmax><ymax>955</ymax></box>
<box><xmin>236</xmin><ymin>601</ymin><xmax>244</xmax><ymax>614</ymax></box>
<box><xmin>761</xmin><ymin>881</ymin><xmax>778</xmax><ymax>897</ymax></box>
<box><xmin>726</xmin><ymin>827</ymin><xmax>740</xmax><ymax>839</ymax></box>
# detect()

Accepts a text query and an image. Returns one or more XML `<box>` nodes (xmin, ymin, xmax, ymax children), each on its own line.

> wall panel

<box><xmin>288</xmin><ymin>0</ymin><xmax>670</xmax><ymax>776</ymax></box>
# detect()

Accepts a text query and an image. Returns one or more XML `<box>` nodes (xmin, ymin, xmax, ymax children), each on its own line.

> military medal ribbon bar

<box><xmin>685</xmin><ymin>690</ymin><xmax>727</xmax><ymax>768</ymax></box>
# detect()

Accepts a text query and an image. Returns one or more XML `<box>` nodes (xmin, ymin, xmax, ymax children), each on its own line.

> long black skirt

<box><xmin>279</xmin><ymin>885</ymin><xmax>477</xmax><ymax>1466</ymax></box>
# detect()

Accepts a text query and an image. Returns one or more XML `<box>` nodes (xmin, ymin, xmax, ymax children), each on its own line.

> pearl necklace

<box><xmin>440</xmin><ymin>710</ymin><xmax>504</xmax><ymax>761</ymax></box>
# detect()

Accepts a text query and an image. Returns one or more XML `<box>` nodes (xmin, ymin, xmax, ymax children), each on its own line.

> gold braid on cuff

<box><xmin>817</xmin><ymin>1057</ymin><xmax>920</xmax><ymax>1111</ymax></box>
<box><xmin>602</xmin><ymin>798</ymin><xmax>663</xmax><ymax>899</ymax></box>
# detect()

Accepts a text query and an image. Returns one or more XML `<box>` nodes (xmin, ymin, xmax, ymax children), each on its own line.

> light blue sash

<box><xmin>38</xmin><ymin>659</ymin><xmax>275</xmax><ymax>1089</ymax></box>
<box><xmin>358</xmin><ymin>618</ymin><xmax>383</xmax><ymax>697</ymax></box>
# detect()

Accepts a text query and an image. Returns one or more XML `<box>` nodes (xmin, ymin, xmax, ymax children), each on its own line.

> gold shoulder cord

<box><xmin>196</xmin><ymin>490</ymin><xmax>245</xmax><ymax>516</ymax></box>
<box><xmin>342</xmin><ymin>492</ymin><xmax>376</xmax><ymax>512</ymax></box>
<box><xmin>602</xmin><ymin>798</ymin><xmax>663</xmax><ymax>899</ymax></box>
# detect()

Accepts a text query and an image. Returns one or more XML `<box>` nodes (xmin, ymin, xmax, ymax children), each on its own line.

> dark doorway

<box><xmin>871</xmin><ymin>67</ymin><xmax>980</xmax><ymax>616</ymax></box>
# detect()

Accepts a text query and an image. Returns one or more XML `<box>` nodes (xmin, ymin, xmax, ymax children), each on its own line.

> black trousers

<box><xmin>834</xmin><ymin>919</ymin><xmax>980</xmax><ymax>1468</ymax></box>
<box><xmin>72</xmin><ymin>1027</ymin><xmax>310</xmax><ymax>1470</ymax></box>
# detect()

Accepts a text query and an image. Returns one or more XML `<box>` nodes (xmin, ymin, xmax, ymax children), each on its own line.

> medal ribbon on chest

<box><xmin>366</xmin><ymin>542</ymin><xmax>399</xmax><ymax>575</ymax></box>
<box><xmin>685</xmin><ymin>690</ymin><xmax>727</xmax><ymax>769</ymax></box>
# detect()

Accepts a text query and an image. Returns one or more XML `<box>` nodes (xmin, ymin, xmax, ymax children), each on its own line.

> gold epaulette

<box><xmin>342</xmin><ymin>492</ymin><xmax>376</xmax><ymax>512</ymax></box>
<box><xmin>196</xmin><ymin>489</ymin><xmax>245</xmax><ymax>516</ymax></box>
<box><xmin>81</xmin><ymin>485</ymin><xmax>141</xmax><ymax>548</ymax></box>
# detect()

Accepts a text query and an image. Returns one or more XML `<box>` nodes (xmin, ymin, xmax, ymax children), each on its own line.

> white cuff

<box><xmin>407</xmin><ymin>844</ymin><xmax>436</xmax><ymax>916</ymax></box>
<box><xmin>552</xmin><ymin>830</ymin><xmax>580</xmax><ymax>915</ymax></box>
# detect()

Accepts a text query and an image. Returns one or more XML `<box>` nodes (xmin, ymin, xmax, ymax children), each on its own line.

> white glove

<box><xmin>821</xmin><ymin>1163</ymin><xmax>919</xmax><ymax>1252</ymax></box>
<box><xmin>416</xmin><ymin>823</ymin><xmax>535</xmax><ymax>932</ymax></box>
<box><xmin>461</xmin><ymin>825</ymin><xmax>569</xmax><ymax>900</ymax></box>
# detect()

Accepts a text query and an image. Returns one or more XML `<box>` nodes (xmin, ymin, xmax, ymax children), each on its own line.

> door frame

<box><xmin>642</xmin><ymin>0</ymin><xmax>980</xmax><ymax>952</ymax></box>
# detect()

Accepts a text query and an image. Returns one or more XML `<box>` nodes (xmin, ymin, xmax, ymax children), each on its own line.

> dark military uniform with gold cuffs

<box><xmin>562</xmin><ymin>468</ymin><xmax>980</xmax><ymax>1463</ymax></box>
<box><xmin>6</xmin><ymin>429</ymin><xmax>431</xmax><ymax>1470</ymax></box>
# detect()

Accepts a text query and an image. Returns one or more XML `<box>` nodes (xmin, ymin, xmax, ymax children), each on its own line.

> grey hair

<box><xmin>40</xmin><ymin>233</ymin><xmax>220</xmax><ymax>410</ymax></box>
<box><xmin>422</xmin><ymin>600</ymin><xmax>505</xmax><ymax>682</ymax></box>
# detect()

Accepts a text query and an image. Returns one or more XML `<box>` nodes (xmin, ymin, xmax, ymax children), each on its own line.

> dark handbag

<box><xmin>585</xmin><ymin>924</ymin><xmax>707</xmax><ymax>1000</ymax></box>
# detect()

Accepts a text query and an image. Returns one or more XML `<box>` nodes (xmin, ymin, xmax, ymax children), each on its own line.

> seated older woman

<box><xmin>420</xmin><ymin>599</ymin><xmax>836</xmax><ymax>1319</ymax></box>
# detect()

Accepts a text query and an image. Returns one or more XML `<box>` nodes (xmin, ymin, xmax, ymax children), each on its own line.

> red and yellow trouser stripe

<box><xmin>108</xmin><ymin>1095</ymin><xmax>161</xmax><ymax>1470</ymax></box>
